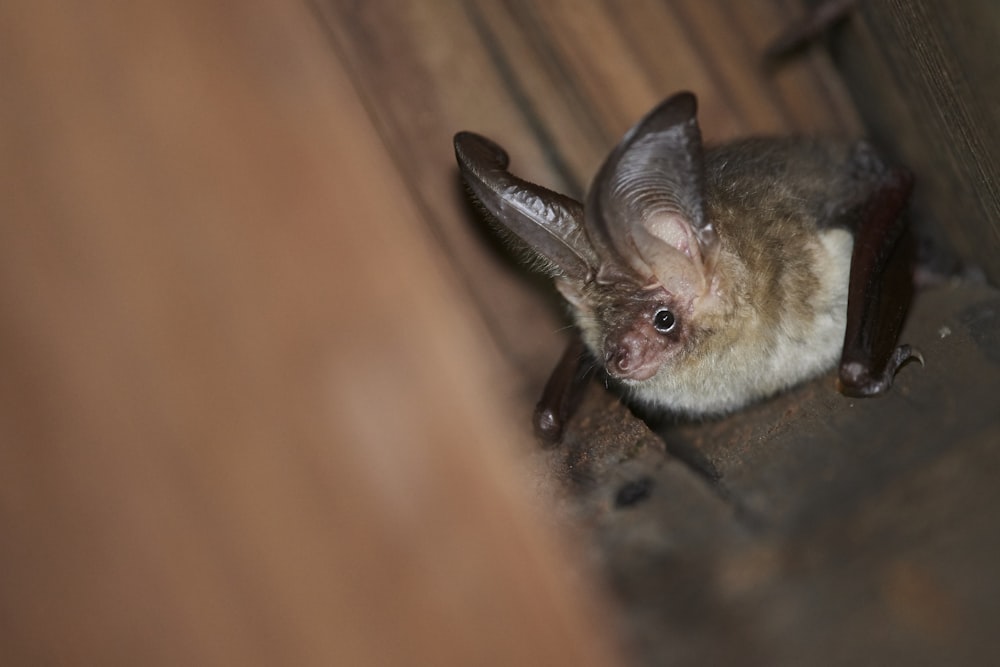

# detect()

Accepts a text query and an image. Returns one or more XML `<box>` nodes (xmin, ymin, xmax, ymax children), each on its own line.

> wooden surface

<box><xmin>831</xmin><ymin>0</ymin><xmax>1000</xmax><ymax>283</ymax></box>
<box><xmin>0</xmin><ymin>3</ymin><xmax>621</xmax><ymax>665</ymax></box>
<box><xmin>2</xmin><ymin>1</ymin><xmax>998</xmax><ymax>665</ymax></box>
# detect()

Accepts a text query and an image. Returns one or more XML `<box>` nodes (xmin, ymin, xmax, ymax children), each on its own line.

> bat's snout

<box><xmin>604</xmin><ymin>335</ymin><xmax>660</xmax><ymax>382</ymax></box>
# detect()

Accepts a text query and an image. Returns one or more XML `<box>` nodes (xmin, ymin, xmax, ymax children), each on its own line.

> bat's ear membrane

<box><xmin>586</xmin><ymin>92</ymin><xmax>720</xmax><ymax>295</ymax></box>
<box><xmin>454</xmin><ymin>131</ymin><xmax>598</xmax><ymax>283</ymax></box>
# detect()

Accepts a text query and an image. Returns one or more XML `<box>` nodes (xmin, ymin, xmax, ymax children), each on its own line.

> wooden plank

<box><xmin>0</xmin><ymin>2</ymin><xmax>622</xmax><ymax>664</ymax></box>
<box><xmin>832</xmin><ymin>0</ymin><xmax>1000</xmax><ymax>283</ymax></box>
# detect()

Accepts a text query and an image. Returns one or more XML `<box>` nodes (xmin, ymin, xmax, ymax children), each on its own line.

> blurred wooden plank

<box><xmin>0</xmin><ymin>2</ymin><xmax>622</xmax><ymax>665</ymax></box>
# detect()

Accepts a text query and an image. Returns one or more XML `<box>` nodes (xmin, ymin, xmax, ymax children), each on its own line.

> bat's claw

<box><xmin>533</xmin><ymin>404</ymin><xmax>565</xmax><ymax>446</ymax></box>
<box><xmin>837</xmin><ymin>344</ymin><xmax>923</xmax><ymax>398</ymax></box>
<box><xmin>900</xmin><ymin>344</ymin><xmax>925</xmax><ymax>369</ymax></box>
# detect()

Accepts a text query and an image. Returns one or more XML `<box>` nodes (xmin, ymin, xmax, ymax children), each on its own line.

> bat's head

<box><xmin>556</xmin><ymin>269</ymin><xmax>717</xmax><ymax>387</ymax></box>
<box><xmin>455</xmin><ymin>92</ymin><xmax>724</xmax><ymax>394</ymax></box>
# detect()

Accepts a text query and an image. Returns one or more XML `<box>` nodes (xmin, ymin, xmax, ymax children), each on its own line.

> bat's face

<box><xmin>558</xmin><ymin>277</ymin><xmax>702</xmax><ymax>384</ymax></box>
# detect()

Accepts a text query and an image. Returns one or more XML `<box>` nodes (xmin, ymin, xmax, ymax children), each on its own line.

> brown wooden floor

<box><xmin>1</xmin><ymin>2</ymin><xmax>997</xmax><ymax>665</ymax></box>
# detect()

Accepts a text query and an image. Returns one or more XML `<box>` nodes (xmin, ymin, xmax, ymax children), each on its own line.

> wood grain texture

<box><xmin>0</xmin><ymin>3</ymin><xmax>621</xmax><ymax>665</ymax></box>
<box><xmin>832</xmin><ymin>0</ymin><xmax>1000</xmax><ymax>282</ymax></box>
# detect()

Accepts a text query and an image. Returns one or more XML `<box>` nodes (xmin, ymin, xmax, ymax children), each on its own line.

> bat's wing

<box><xmin>836</xmin><ymin>144</ymin><xmax>922</xmax><ymax>396</ymax></box>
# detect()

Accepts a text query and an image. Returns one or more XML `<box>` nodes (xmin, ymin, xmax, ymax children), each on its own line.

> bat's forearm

<box><xmin>837</xmin><ymin>167</ymin><xmax>922</xmax><ymax>396</ymax></box>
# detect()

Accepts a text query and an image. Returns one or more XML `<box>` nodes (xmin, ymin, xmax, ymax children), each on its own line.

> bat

<box><xmin>454</xmin><ymin>92</ymin><xmax>921</xmax><ymax>444</ymax></box>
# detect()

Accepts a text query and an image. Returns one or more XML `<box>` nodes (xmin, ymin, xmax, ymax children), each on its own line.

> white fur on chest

<box><xmin>631</xmin><ymin>228</ymin><xmax>854</xmax><ymax>416</ymax></box>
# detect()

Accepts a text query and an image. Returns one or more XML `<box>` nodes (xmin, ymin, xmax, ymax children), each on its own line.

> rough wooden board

<box><xmin>543</xmin><ymin>389</ymin><xmax>758</xmax><ymax>666</ymax></box>
<box><xmin>829</xmin><ymin>0</ymin><xmax>1000</xmax><ymax>283</ymax></box>
<box><xmin>0</xmin><ymin>3</ymin><xmax>623</xmax><ymax>664</ymax></box>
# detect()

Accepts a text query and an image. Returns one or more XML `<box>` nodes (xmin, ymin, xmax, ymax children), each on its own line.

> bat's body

<box><xmin>597</xmin><ymin>138</ymin><xmax>857</xmax><ymax>415</ymax></box>
<box><xmin>455</xmin><ymin>92</ymin><xmax>918</xmax><ymax>441</ymax></box>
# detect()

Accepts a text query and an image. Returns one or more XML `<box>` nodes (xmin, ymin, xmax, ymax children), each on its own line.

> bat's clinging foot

<box><xmin>835</xmin><ymin>161</ymin><xmax>921</xmax><ymax>401</ymax></box>
<box><xmin>838</xmin><ymin>343</ymin><xmax>924</xmax><ymax>398</ymax></box>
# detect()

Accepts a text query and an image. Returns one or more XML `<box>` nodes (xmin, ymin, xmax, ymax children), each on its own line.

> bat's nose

<box><xmin>606</xmin><ymin>343</ymin><xmax>631</xmax><ymax>374</ymax></box>
<box><xmin>604</xmin><ymin>333</ymin><xmax>660</xmax><ymax>382</ymax></box>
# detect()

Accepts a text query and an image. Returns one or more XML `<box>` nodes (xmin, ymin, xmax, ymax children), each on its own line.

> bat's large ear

<box><xmin>585</xmin><ymin>92</ymin><xmax>719</xmax><ymax>294</ymax></box>
<box><xmin>454</xmin><ymin>132</ymin><xmax>597</xmax><ymax>283</ymax></box>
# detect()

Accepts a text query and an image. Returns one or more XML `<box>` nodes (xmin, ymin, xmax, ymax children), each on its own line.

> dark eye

<box><xmin>652</xmin><ymin>308</ymin><xmax>676</xmax><ymax>334</ymax></box>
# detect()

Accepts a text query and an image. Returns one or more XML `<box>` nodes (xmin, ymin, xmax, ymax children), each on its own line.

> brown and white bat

<box><xmin>454</xmin><ymin>92</ymin><xmax>920</xmax><ymax>443</ymax></box>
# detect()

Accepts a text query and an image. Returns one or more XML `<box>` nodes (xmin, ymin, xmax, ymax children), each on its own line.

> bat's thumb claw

<box><xmin>837</xmin><ymin>344</ymin><xmax>922</xmax><ymax>398</ymax></box>
<box><xmin>892</xmin><ymin>344</ymin><xmax>924</xmax><ymax>370</ymax></box>
<box><xmin>533</xmin><ymin>405</ymin><xmax>565</xmax><ymax>447</ymax></box>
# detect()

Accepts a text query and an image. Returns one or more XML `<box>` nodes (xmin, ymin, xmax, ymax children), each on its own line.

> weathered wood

<box><xmin>831</xmin><ymin>0</ymin><xmax>1000</xmax><ymax>283</ymax></box>
<box><xmin>0</xmin><ymin>3</ymin><xmax>622</xmax><ymax>665</ymax></box>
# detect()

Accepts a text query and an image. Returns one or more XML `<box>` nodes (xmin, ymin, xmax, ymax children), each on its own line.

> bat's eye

<box><xmin>652</xmin><ymin>308</ymin><xmax>676</xmax><ymax>334</ymax></box>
